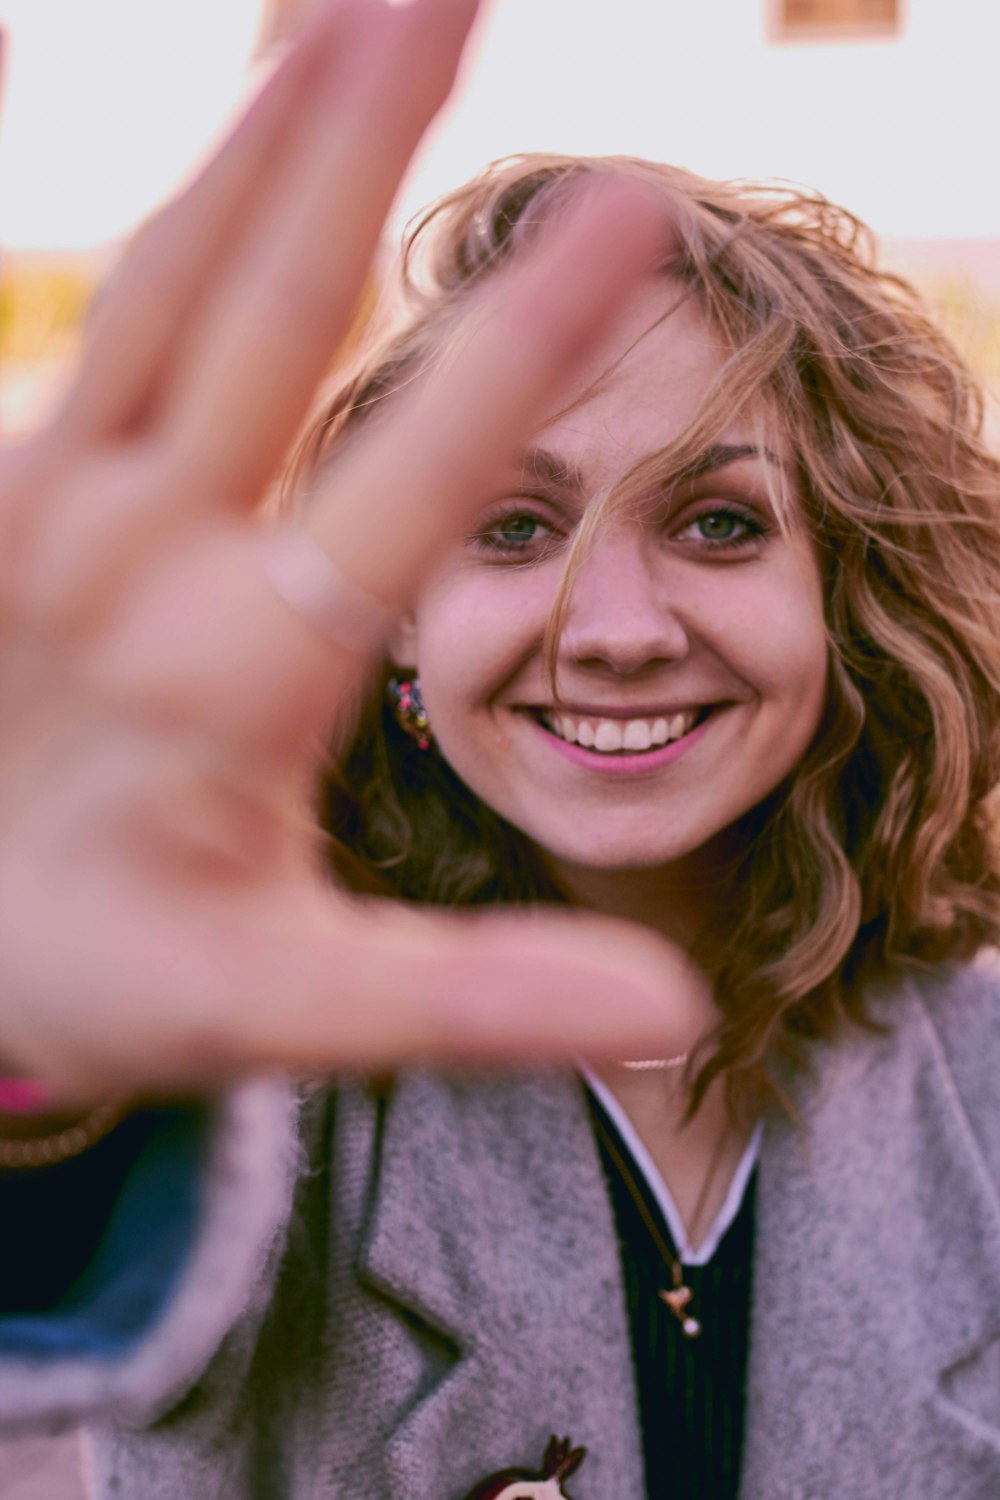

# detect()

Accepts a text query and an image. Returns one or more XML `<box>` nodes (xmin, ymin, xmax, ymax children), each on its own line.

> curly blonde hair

<box><xmin>286</xmin><ymin>154</ymin><xmax>1000</xmax><ymax>1097</ymax></box>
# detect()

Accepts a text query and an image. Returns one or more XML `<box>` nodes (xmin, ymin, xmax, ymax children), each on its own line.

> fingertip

<box><xmin>497</xmin><ymin>175</ymin><xmax>682</xmax><ymax>374</ymax></box>
<box><xmin>380</xmin><ymin>0</ymin><xmax>487</xmax><ymax>108</ymax></box>
<box><xmin>555</xmin><ymin>175</ymin><xmax>682</xmax><ymax>286</ymax></box>
<box><xmin>427</xmin><ymin>910</ymin><xmax>711</xmax><ymax>1063</ymax></box>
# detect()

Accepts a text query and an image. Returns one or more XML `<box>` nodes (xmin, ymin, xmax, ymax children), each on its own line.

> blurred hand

<box><xmin>0</xmin><ymin>0</ymin><xmax>708</xmax><ymax>1100</ymax></box>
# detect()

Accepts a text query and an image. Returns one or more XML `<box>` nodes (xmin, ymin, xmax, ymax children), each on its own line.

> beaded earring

<box><xmin>385</xmin><ymin>674</ymin><xmax>433</xmax><ymax>750</ymax></box>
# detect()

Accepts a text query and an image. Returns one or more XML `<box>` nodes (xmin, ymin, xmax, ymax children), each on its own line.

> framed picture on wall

<box><xmin>768</xmin><ymin>0</ymin><xmax>902</xmax><ymax>42</ymax></box>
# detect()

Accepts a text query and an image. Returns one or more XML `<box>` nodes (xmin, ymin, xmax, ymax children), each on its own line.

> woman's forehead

<box><xmin>533</xmin><ymin>275</ymin><xmax>782</xmax><ymax>481</ymax></box>
<box><xmin>547</xmin><ymin>275</ymin><xmax>719</xmax><ymax>401</ymax></box>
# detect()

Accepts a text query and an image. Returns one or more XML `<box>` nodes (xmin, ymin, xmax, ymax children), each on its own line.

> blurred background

<box><xmin>0</xmin><ymin>0</ymin><xmax>998</xmax><ymax>438</ymax></box>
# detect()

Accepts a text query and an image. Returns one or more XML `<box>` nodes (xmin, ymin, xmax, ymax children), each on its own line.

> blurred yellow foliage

<box><xmin>918</xmin><ymin>274</ymin><xmax>1000</xmax><ymax>392</ymax></box>
<box><xmin>0</xmin><ymin>260</ymin><xmax>98</xmax><ymax>364</ymax></box>
<box><xmin>0</xmin><ymin>255</ymin><xmax>996</xmax><ymax>425</ymax></box>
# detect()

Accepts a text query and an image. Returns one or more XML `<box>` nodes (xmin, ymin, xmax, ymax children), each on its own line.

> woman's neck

<box><xmin>592</xmin><ymin>1059</ymin><xmax>752</xmax><ymax>1254</ymax></box>
<box><xmin>547</xmin><ymin>843</ymin><xmax>740</xmax><ymax>957</ymax></box>
<box><xmin>551</xmin><ymin>845</ymin><xmax>755</xmax><ymax>1245</ymax></box>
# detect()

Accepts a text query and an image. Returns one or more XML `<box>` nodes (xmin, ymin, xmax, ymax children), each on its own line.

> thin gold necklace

<box><xmin>591</xmin><ymin>1105</ymin><xmax>732</xmax><ymax>1340</ymax></box>
<box><xmin>618</xmin><ymin>1052</ymin><xmax>688</xmax><ymax>1072</ymax></box>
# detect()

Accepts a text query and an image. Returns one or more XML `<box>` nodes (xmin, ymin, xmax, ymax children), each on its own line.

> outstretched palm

<box><xmin>0</xmin><ymin>0</ymin><xmax>702</xmax><ymax>1100</ymax></box>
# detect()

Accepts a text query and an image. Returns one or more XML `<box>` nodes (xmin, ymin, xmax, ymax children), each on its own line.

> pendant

<box><xmin>659</xmin><ymin>1271</ymin><xmax>702</xmax><ymax>1339</ymax></box>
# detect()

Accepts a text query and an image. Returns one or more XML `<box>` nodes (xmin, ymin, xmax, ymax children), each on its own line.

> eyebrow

<box><xmin>519</xmin><ymin>441</ymin><xmax>783</xmax><ymax>495</ymax></box>
<box><xmin>520</xmin><ymin>446</ymin><xmax>586</xmax><ymax>493</ymax></box>
<box><xmin>681</xmin><ymin>443</ymin><xmax>785</xmax><ymax>479</ymax></box>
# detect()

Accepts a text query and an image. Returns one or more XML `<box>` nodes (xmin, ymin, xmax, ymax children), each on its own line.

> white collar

<box><xmin>581</xmin><ymin>1065</ymin><xmax>762</xmax><ymax>1266</ymax></box>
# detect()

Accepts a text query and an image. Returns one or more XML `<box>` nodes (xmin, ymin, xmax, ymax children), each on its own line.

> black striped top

<box><xmin>586</xmin><ymin>1088</ymin><xmax>756</xmax><ymax>1500</ymax></box>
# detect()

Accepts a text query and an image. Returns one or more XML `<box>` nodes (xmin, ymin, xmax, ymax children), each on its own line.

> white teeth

<box><xmin>623</xmin><ymin>720</ymin><xmax>652</xmax><ymax>752</ymax></box>
<box><xmin>594</xmin><ymin>720</ymin><xmax>624</xmax><ymax>753</ymax></box>
<box><xmin>541</xmin><ymin>708</ymin><xmax>703</xmax><ymax>753</ymax></box>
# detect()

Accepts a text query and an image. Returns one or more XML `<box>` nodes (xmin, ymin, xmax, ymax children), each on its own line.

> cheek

<box><xmin>754</xmin><ymin>578</ymin><xmax>828</xmax><ymax>729</ymax></box>
<box><xmin>712</xmin><ymin>562</ymin><xmax>828</xmax><ymax>723</ymax></box>
<box><xmin>411</xmin><ymin>575</ymin><xmax>544</xmax><ymax>725</ymax></box>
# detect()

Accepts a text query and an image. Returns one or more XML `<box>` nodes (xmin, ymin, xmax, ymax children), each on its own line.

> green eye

<box><xmin>675</xmin><ymin>506</ymin><xmax>767</xmax><ymax>550</ymax></box>
<box><xmin>696</xmin><ymin>512</ymin><xmax>741</xmax><ymax>541</ymax></box>
<box><xmin>497</xmin><ymin>514</ymin><xmax>540</xmax><ymax>544</ymax></box>
<box><xmin>471</xmin><ymin>507</ymin><xmax>560</xmax><ymax>560</ymax></box>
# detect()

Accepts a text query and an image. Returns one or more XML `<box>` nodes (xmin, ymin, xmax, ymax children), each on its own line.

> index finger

<box><xmin>312</xmin><ymin>184</ymin><xmax>667</xmax><ymax>601</ymax></box>
<box><xmin>289</xmin><ymin>184</ymin><xmax>673</xmax><ymax>731</ymax></box>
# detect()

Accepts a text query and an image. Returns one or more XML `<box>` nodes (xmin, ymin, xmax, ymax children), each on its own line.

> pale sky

<box><xmin>1</xmin><ymin>0</ymin><xmax>999</xmax><ymax>253</ymax></box>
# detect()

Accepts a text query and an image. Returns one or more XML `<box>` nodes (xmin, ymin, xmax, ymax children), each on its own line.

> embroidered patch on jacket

<box><xmin>461</xmin><ymin>1435</ymin><xmax>587</xmax><ymax>1499</ymax></box>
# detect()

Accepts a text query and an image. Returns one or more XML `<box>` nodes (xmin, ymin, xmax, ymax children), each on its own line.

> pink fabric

<box><xmin>0</xmin><ymin>1076</ymin><xmax>52</xmax><ymax>1113</ymax></box>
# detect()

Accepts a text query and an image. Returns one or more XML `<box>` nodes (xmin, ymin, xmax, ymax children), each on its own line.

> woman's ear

<box><xmin>386</xmin><ymin>613</ymin><xmax>418</xmax><ymax>669</ymax></box>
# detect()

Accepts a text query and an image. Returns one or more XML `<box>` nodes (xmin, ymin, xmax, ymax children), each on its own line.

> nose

<box><xmin>559</xmin><ymin>528</ymin><xmax>689</xmax><ymax>676</ymax></box>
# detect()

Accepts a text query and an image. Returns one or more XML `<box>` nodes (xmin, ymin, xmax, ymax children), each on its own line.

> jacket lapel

<box><xmin>350</xmin><ymin>971</ymin><xmax>1000</xmax><ymax>1500</ymax></box>
<box><xmin>742</xmin><ymin>977</ymin><xmax>1000</xmax><ymax>1500</ymax></box>
<box><xmin>356</xmin><ymin>1069</ymin><xmax>646</xmax><ymax>1500</ymax></box>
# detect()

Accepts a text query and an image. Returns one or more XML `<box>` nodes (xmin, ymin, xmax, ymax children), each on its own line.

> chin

<box><xmin>534</xmin><ymin>808</ymin><xmax>760</xmax><ymax>884</ymax></box>
<box><xmin>542</xmin><ymin>835</ymin><xmax>717</xmax><ymax>877</ymax></box>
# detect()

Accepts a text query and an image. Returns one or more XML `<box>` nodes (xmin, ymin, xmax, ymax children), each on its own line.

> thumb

<box><xmin>232</xmin><ymin>896</ymin><xmax>714</xmax><ymax>1074</ymax></box>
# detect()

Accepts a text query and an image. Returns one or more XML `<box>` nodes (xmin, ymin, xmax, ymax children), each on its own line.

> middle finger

<box><xmin>160</xmin><ymin>0</ymin><xmax>483</xmax><ymax>504</ymax></box>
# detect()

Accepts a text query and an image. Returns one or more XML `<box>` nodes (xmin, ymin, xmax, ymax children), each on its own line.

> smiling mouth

<box><xmin>534</xmin><ymin>706</ymin><xmax>714</xmax><ymax>755</ymax></box>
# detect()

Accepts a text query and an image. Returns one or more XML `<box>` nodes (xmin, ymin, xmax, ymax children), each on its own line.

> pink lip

<box><xmin>524</xmin><ymin>708</ymin><xmax>718</xmax><ymax>777</ymax></box>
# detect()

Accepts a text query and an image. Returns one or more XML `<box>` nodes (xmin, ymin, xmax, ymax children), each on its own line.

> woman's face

<box><xmin>392</xmin><ymin>279</ymin><xmax>828</xmax><ymax>896</ymax></box>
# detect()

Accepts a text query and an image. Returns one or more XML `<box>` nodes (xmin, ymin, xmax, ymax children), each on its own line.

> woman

<box><xmin>1</xmin><ymin>5</ymin><xmax>999</xmax><ymax>1499</ymax></box>
<box><xmin>279</xmin><ymin>153</ymin><xmax>1000</xmax><ymax>1497</ymax></box>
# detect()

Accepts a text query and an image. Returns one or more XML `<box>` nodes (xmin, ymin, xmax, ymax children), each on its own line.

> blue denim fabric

<box><xmin>0</xmin><ymin>1110</ymin><xmax>204</xmax><ymax>1360</ymax></box>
